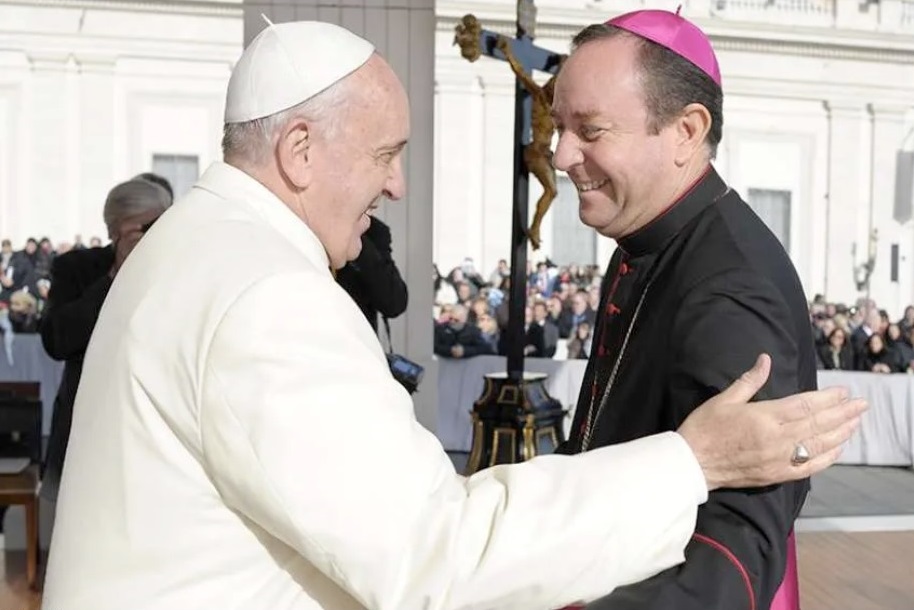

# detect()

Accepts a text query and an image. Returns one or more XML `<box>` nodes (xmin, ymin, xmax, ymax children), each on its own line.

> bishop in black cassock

<box><xmin>552</xmin><ymin>9</ymin><xmax>818</xmax><ymax>610</ymax></box>
<box><xmin>563</xmin><ymin>166</ymin><xmax>817</xmax><ymax>610</ymax></box>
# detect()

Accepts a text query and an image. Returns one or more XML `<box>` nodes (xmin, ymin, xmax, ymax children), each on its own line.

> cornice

<box><xmin>0</xmin><ymin>0</ymin><xmax>241</xmax><ymax>18</ymax></box>
<box><xmin>723</xmin><ymin>77</ymin><xmax>914</xmax><ymax>110</ymax></box>
<box><xmin>868</xmin><ymin>102</ymin><xmax>912</xmax><ymax>119</ymax></box>
<box><xmin>436</xmin><ymin>6</ymin><xmax>914</xmax><ymax>65</ymax></box>
<box><xmin>26</xmin><ymin>50</ymin><xmax>72</xmax><ymax>71</ymax></box>
<box><xmin>712</xmin><ymin>34</ymin><xmax>914</xmax><ymax>65</ymax></box>
<box><xmin>1</xmin><ymin>30</ymin><xmax>240</xmax><ymax>65</ymax></box>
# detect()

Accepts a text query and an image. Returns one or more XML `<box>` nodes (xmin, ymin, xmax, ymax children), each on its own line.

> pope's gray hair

<box><xmin>103</xmin><ymin>178</ymin><xmax>172</xmax><ymax>233</ymax></box>
<box><xmin>221</xmin><ymin>76</ymin><xmax>354</xmax><ymax>167</ymax></box>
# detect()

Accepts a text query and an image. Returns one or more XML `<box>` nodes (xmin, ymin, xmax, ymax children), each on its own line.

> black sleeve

<box><xmin>590</xmin><ymin>268</ymin><xmax>809</xmax><ymax>610</ymax></box>
<box><xmin>353</xmin><ymin>220</ymin><xmax>408</xmax><ymax>320</ymax></box>
<box><xmin>39</xmin><ymin>256</ymin><xmax>112</xmax><ymax>361</ymax></box>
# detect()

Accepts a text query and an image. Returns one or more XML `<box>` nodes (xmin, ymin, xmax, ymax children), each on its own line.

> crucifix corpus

<box><xmin>453</xmin><ymin>1</ymin><xmax>567</xmax><ymax>474</ymax></box>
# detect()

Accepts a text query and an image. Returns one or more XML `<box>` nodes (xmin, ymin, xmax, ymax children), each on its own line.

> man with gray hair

<box><xmin>42</xmin><ymin>20</ymin><xmax>864</xmax><ymax>610</ymax></box>
<box><xmin>39</xmin><ymin>177</ymin><xmax>172</xmax><ymax>503</ymax></box>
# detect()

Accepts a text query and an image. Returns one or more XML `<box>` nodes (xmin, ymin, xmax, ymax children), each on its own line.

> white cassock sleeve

<box><xmin>199</xmin><ymin>271</ymin><xmax>708</xmax><ymax>610</ymax></box>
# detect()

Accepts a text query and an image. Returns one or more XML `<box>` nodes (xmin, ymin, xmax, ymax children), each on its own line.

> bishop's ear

<box><xmin>277</xmin><ymin>117</ymin><xmax>314</xmax><ymax>189</ymax></box>
<box><xmin>673</xmin><ymin>103</ymin><xmax>713</xmax><ymax>165</ymax></box>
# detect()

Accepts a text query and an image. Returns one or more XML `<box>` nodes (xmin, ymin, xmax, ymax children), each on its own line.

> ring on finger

<box><xmin>791</xmin><ymin>442</ymin><xmax>811</xmax><ymax>465</ymax></box>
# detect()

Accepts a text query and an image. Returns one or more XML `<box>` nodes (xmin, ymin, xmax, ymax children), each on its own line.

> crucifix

<box><xmin>454</xmin><ymin>1</ymin><xmax>567</xmax><ymax>473</ymax></box>
<box><xmin>453</xmin><ymin>0</ymin><xmax>565</xmax><ymax>379</ymax></box>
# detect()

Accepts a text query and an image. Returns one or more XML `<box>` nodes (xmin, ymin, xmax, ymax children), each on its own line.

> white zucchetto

<box><xmin>224</xmin><ymin>19</ymin><xmax>375</xmax><ymax>124</ymax></box>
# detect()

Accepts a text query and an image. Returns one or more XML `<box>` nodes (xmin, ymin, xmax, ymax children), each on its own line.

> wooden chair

<box><xmin>0</xmin><ymin>381</ymin><xmax>42</xmax><ymax>590</ymax></box>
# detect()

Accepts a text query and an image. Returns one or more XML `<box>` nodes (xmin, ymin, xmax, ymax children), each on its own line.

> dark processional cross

<box><xmin>454</xmin><ymin>1</ymin><xmax>569</xmax><ymax>474</ymax></box>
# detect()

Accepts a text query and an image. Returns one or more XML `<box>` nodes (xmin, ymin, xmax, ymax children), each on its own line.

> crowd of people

<box><xmin>433</xmin><ymin>257</ymin><xmax>914</xmax><ymax>374</ymax></box>
<box><xmin>7</xmin><ymin>233</ymin><xmax>914</xmax><ymax>376</ymax></box>
<box><xmin>811</xmin><ymin>297</ymin><xmax>914</xmax><ymax>373</ymax></box>
<box><xmin>1</xmin><ymin>237</ymin><xmax>71</xmax><ymax>333</ymax></box>
<box><xmin>433</xmin><ymin>257</ymin><xmax>603</xmax><ymax>360</ymax></box>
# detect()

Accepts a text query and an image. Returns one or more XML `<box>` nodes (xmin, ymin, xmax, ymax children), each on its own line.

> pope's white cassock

<box><xmin>42</xmin><ymin>20</ymin><xmax>709</xmax><ymax>610</ymax></box>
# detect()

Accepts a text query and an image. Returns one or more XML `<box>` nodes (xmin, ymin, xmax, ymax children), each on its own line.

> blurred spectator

<box><xmin>476</xmin><ymin>312</ymin><xmax>499</xmax><ymax>353</ymax></box>
<box><xmin>817</xmin><ymin>327</ymin><xmax>853</xmax><ymax>371</ymax></box>
<box><xmin>433</xmin><ymin>263</ymin><xmax>457</xmax><ymax>316</ymax></box>
<box><xmin>859</xmin><ymin>333</ymin><xmax>895</xmax><ymax>374</ymax></box>
<box><xmin>566</xmin><ymin>321</ymin><xmax>593</xmax><ymax>360</ymax></box>
<box><xmin>467</xmin><ymin>296</ymin><xmax>489</xmax><ymax>326</ymax></box>
<box><xmin>34</xmin><ymin>236</ymin><xmax>54</xmax><ymax>280</ymax></box>
<box><xmin>433</xmin><ymin>304</ymin><xmax>494</xmax><ymax>359</ymax></box>
<box><xmin>1</xmin><ymin>238</ymin><xmax>13</xmax><ymax>268</ymax></box>
<box><xmin>850</xmin><ymin>307</ymin><xmax>882</xmax><ymax>368</ymax></box>
<box><xmin>897</xmin><ymin>326</ymin><xmax>914</xmax><ymax>373</ymax></box>
<box><xmin>488</xmin><ymin>259</ymin><xmax>509</xmax><ymax>289</ymax></box>
<box><xmin>8</xmin><ymin>290</ymin><xmax>39</xmax><ymax>332</ymax></box>
<box><xmin>520</xmin><ymin>305</ymin><xmax>546</xmax><ymax>358</ymax></box>
<box><xmin>532</xmin><ymin>300</ymin><xmax>557</xmax><ymax>358</ymax></box>
<box><xmin>900</xmin><ymin>305</ymin><xmax>914</xmax><ymax>336</ymax></box>
<box><xmin>459</xmin><ymin>257</ymin><xmax>487</xmax><ymax>292</ymax></box>
<box><xmin>1</xmin><ymin>239</ymin><xmax>37</xmax><ymax>302</ymax></box>
<box><xmin>39</xmin><ymin>177</ymin><xmax>173</xmax><ymax>503</ymax></box>
<box><xmin>135</xmin><ymin>171</ymin><xmax>175</xmax><ymax>202</ymax></box>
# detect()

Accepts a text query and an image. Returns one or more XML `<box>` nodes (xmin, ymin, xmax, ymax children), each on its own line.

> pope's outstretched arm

<box><xmin>200</xmin><ymin>270</ymin><xmax>705</xmax><ymax>610</ymax></box>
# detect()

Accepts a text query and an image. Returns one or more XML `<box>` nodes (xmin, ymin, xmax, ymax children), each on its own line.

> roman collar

<box><xmin>618</xmin><ymin>165</ymin><xmax>729</xmax><ymax>258</ymax></box>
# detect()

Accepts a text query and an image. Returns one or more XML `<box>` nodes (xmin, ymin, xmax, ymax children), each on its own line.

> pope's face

<box><xmin>551</xmin><ymin>35</ymin><xmax>680</xmax><ymax>240</ymax></box>
<box><xmin>308</xmin><ymin>57</ymin><xmax>409</xmax><ymax>269</ymax></box>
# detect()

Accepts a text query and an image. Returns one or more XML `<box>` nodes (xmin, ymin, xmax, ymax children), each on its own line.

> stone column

<box><xmin>0</xmin><ymin>60</ymin><xmax>27</xmax><ymax>242</ymax></box>
<box><xmin>877</xmin><ymin>0</ymin><xmax>905</xmax><ymax>34</ymax></box>
<box><xmin>434</xmin><ymin>71</ymin><xmax>485</xmax><ymax>273</ymax></box>
<box><xmin>478</xmin><ymin>73</ymin><xmax>515</xmax><ymax>273</ymax></box>
<box><xmin>823</xmin><ymin>99</ymin><xmax>868</xmax><ymax>305</ymax></box>
<box><xmin>241</xmin><ymin>0</ymin><xmax>438</xmax><ymax>431</ymax></box>
<box><xmin>26</xmin><ymin>52</ymin><xmax>72</xmax><ymax>242</ymax></box>
<box><xmin>868</xmin><ymin>103</ymin><xmax>913</xmax><ymax>315</ymax></box>
<box><xmin>74</xmin><ymin>53</ymin><xmax>117</xmax><ymax>242</ymax></box>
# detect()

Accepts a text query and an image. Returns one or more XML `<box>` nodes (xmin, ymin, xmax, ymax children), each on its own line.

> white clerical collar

<box><xmin>194</xmin><ymin>161</ymin><xmax>332</xmax><ymax>278</ymax></box>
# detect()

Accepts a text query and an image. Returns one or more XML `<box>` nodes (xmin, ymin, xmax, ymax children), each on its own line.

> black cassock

<box><xmin>561</xmin><ymin>167</ymin><xmax>817</xmax><ymax>610</ymax></box>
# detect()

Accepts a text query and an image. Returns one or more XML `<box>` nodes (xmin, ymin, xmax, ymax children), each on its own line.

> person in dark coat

<box><xmin>433</xmin><ymin>304</ymin><xmax>495</xmax><ymax>359</ymax></box>
<box><xmin>817</xmin><ymin>327</ymin><xmax>854</xmax><ymax>371</ymax></box>
<box><xmin>551</xmin><ymin>11</ymin><xmax>817</xmax><ymax>610</ymax></box>
<box><xmin>336</xmin><ymin>215</ymin><xmax>408</xmax><ymax>333</ymax></box>
<box><xmin>40</xmin><ymin>177</ymin><xmax>172</xmax><ymax>502</ymax></box>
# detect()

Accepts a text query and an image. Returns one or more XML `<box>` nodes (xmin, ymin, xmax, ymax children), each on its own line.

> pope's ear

<box><xmin>276</xmin><ymin>117</ymin><xmax>314</xmax><ymax>188</ymax></box>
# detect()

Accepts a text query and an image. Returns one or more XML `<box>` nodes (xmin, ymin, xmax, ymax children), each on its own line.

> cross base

<box><xmin>464</xmin><ymin>372</ymin><xmax>566</xmax><ymax>475</ymax></box>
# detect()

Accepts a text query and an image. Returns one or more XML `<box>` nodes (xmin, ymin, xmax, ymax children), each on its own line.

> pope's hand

<box><xmin>678</xmin><ymin>354</ymin><xmax>867</xmax><ymax>491</ymax></box>
<box><xmin>496</xmin><ymin>35</ymin><xmax>510</xmax><ymax>53</ymax></box>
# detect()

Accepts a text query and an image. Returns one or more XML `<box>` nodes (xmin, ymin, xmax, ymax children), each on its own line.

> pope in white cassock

<box><xmin>41</xmin><ymin>20</ymin><xmax>864</xmax><ymax>610</ymax></box>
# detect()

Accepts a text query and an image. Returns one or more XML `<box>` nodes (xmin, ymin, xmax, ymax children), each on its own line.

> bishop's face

<box><xmin>551</xmin><ymin>35</ymin><xmax>681</xmax><ymax>240</ymax></box>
